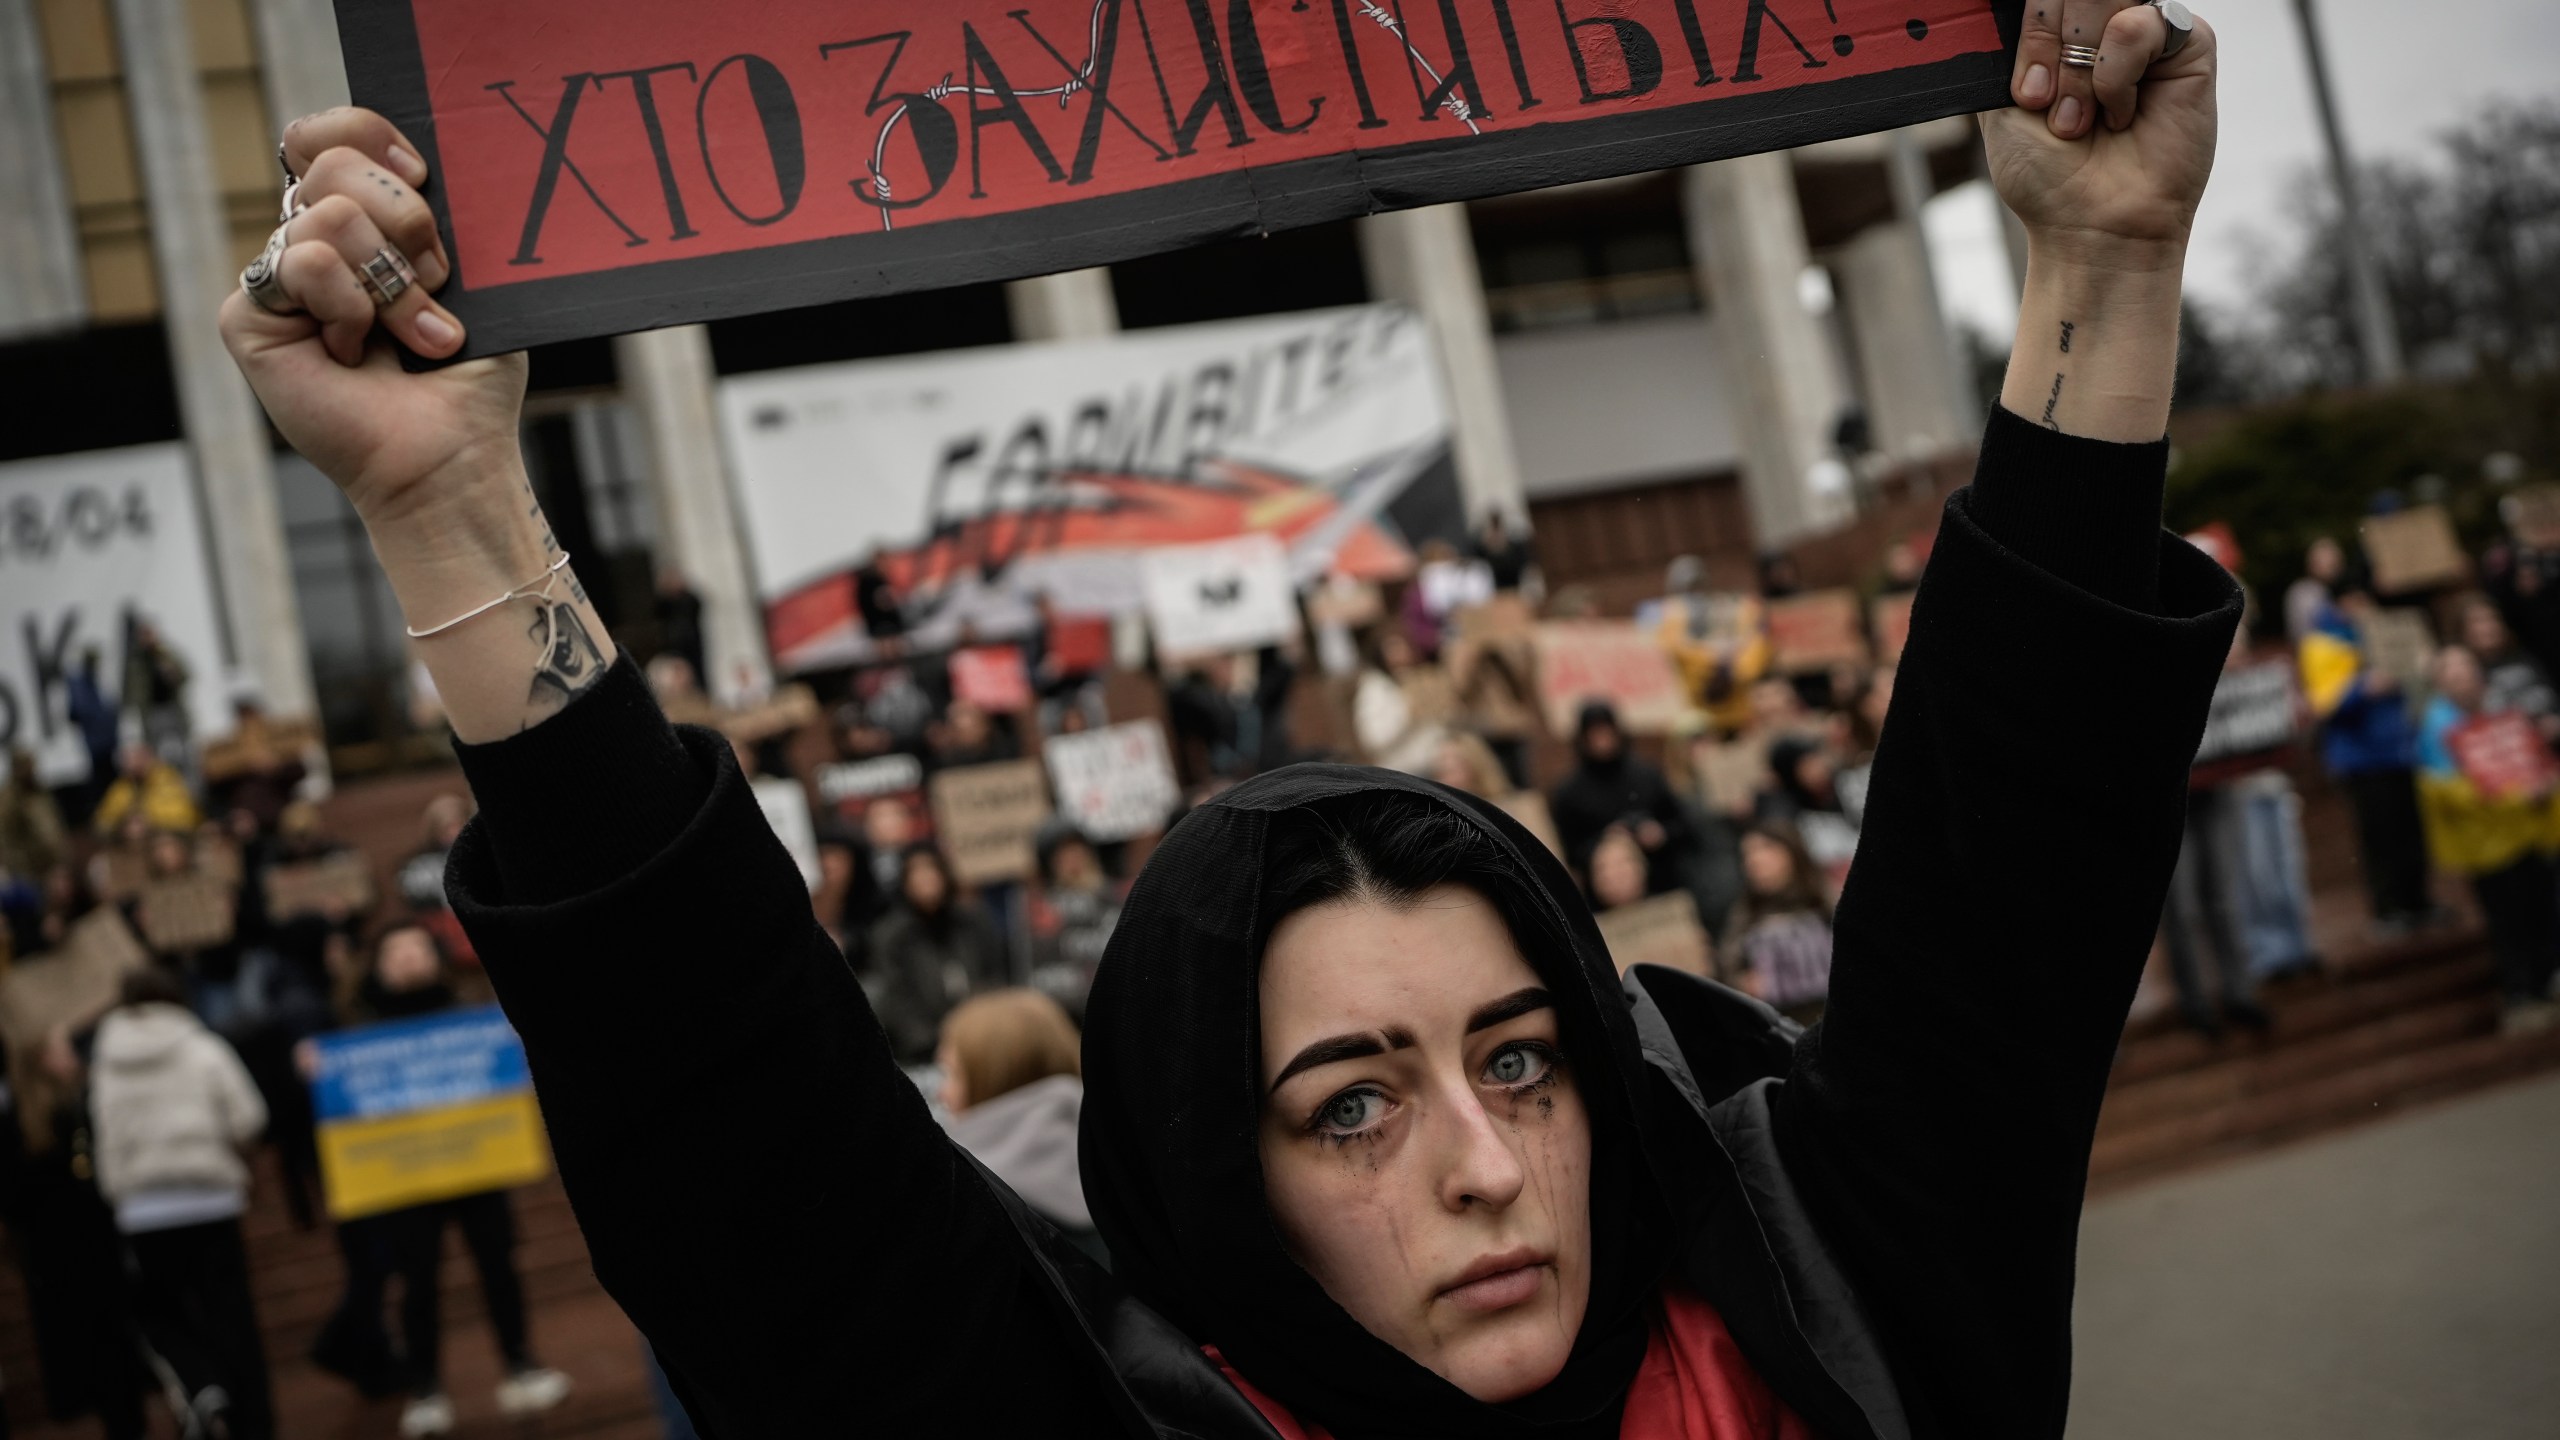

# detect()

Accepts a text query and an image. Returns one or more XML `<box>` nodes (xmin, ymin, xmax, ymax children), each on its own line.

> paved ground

<box><xmin>2070</xmin><ymin>1072</ymin><xmax>2560</xmax><ymax>1439</ymax></box>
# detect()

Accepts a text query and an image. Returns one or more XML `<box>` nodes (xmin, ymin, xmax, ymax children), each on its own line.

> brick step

<box><xmin>2098</xmin><ymin>990</ymin><xmax>2500</xmax><ymax>1141</ymax></box>
<box><xmin>2109</xmin><ymin>946</ymin><xmax>2498</xmax><ymax>1088</ymax></box>
<box><xmin>2089</xmin><ymin>1021</ymin><xmax>2560</xmax><ymax>1189</ymax></box>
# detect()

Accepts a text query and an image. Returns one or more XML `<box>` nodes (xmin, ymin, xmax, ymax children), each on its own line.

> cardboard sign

<box><xmin>2361</xmin><ymin>506</ymin><xmax>2468</xmax><ymax>595</ymax></box>
<box><xmin>339</xmin><ymin>0</ymin><xmax>2016</xmax><ymax>359</ymax></box>
<box><xmin>951</xmin><ymin>646</ymin><xmax>1035</xmax><ymax>714</ymax></box>
<box><xmin>929</xmin><ymin>758</ymin><xmax>1053</xmax><ymax>885</ymax></box>
<box><xmin>1766</xmin><ymin>589</ymin><xmax>1870</xmax><ymax>672</ymax></box>
<box><xmin>200</xmin><ymin>718</ymin><xmax>321</xmax><ymax>783</ymax></box>
<box><xmin>91</xmin><ymin>845</ymin><xmax>148</xmax><ymax>904</ymax></box>
<box><xmin>717</xmin><ymin>683</ymin><xmax>822</xmax><ymax>746</ymax></box>
<box><xmin>1534</xmin><ymin>622</ymin><xmax>1685</xmax><ymax>736</ymax></box>
<box><xmin>2446</xmin><ymin>711</ymin><xmax>2560</xmax><ymax>802</ymax></box>
<box><xmin>0</xmin><ymin>911</ymin><xmax>148</xmax><ymax>1148</ymax></box>
<box><xmin>1688</xmin><ymin>734</ymin><xmax>1773</xmax><ymax>817</ymax></box>
<box><xmin>2192</xmin><ymin>663</ymin><xmax>2297</xmax><ymax>767</ymax></box>
<box><xmin>137</xmin><ymin>875</ymin><xmax>235</xmax><ymax>953</ymax></box>
<box><xmin>1870</xmin><ymin>591</ymin><xmax>1915</xmax><ymax>665</ymax></box>
<box><xmin>1596</xmin><ymin>891</ymin><xmax>1712</xmax><ymax>978</ymax></box>
<box><xmin>1045</xmin><ymin>720</ymin><xmax>1181</xmax><ymax>843</ymax></box>
<box><xmin>266</xmin><ymin>852</ymin><xmax>379</xmax><ymax>922</ymax></box>
<box><xmin>1493</xmin><ymin>790</ymin><xmax>1564</xmax><ymax>859</ymax></box>
<box><xmin>311</xmin><ymin>1005</ymin><xmax>551</xmax><ymax>1220</ymax></box>
<box><xmin>1144</xmin><ymin>533</ymin><xmax>1302</xmax><ymax>659</ymax></box>
<box><xmin>2359</xmin><ymin>608</ymin><xmax>2436</xmax><ymax>698</ymax></box>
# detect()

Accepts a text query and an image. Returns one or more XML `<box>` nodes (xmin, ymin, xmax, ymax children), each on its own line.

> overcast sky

<box><xmin>1928</xmin><ymin>0</ymin><xmax>2560</xmax><ymax>343</ymax></box>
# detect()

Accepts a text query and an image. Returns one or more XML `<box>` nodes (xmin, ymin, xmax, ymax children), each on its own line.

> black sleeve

<box><xmin>1772</xmin><ymin>407</ymin><xmax>2241</xmax><ymax>1439</ymax></box>
<box><xmin>444</xmin><ymin>661</ymin><xmax>1122</xmax><ymax>1435</ymax></box>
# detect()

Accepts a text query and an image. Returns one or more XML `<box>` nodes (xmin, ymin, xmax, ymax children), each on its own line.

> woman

<box><xmin>1722</xmin><ymin>823</ymin><xmax>1838</xmax><ymax>1020</ymax></box>
<box><xmin>221</xmin><ymin>8</ymin><xmax>2233</xmax><ymax>1433</ymax></box>
<box><xmin>935</xmin><ymin>989</ymin><xmax>1097</xmax><ymax>1254</ymax></box>
<box><xmin>2414</xmin><ymin>646</ymin><xmax>2560</xmax><ymax>1022</ymax></box>
<box><xmin>866</xmin><ymin>844</ymin><xmax>1009</xmax><ymax>1063</ymax></box>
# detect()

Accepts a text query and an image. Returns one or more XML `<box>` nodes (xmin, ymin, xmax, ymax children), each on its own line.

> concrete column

<box><xmin>1884</xmin><ymin>127</ymin><xmax>1982</xmax><ymax>438</ymax></box>
<box><xmin>1834</xmin><ymin>219</ymin><xmax>1975</xmax><ymax>463</ymax></box>
<box><xmin>1005</xmin><ymin>268</ymin><xmax>1119</xmax><ymax>342</ymax></box>
<box><xmin>1357</xmin><ymin>204</ymin><xmax>1529</xmax><ymax>528</ymax></box>
<box><xmin>0</xmin><ymin>0</ymin><xmax>85</xmax><ymax>340</ymax></box>
<box><xmin>114</xmin><ymin>0</ymin><xmax>317</xmax><ymax>722</ymax></box>
<box><xmin>245</xmin><ymin>0</ymin><xmax>348</xmax><ymax>130</ymax></box>
<box><xmin>613</xmin><ymin>326</ymin><xmax>772</xmax><ymax>702</ymax></box>
<box><xmin>1682</xmin><ymin>154</ymin><xmax>1852</xmax><ymax>549</ymax></box>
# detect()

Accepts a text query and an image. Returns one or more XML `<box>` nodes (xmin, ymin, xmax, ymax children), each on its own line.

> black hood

<box><xmin>1079</xmin><ymin>763</ymin><xmax>1678</xmax><ymax>1440</ymax></box>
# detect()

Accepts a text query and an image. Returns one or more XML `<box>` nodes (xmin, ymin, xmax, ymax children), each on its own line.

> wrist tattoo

<box><xmin>2059</xmin><ymin>320</ymin><xmax>2076</xmax><ymax>354</ymax></box>
<box><xmin>525</xmin><ymin>597</ymin><xmax>606</xmax><ymax>722</ymax></box>
<box><xmin>2040</xmin><ymin>372</ymin><xmax>2066</xmax><ymax>430</ymax></box>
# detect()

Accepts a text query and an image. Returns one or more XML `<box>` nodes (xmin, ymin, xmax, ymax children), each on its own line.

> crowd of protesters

<box><xmin>0</xmin><ymin>623</ymin><xmax>570</xmax><ymax>1439</ymax></box>
<box><xmin>9</xmin><ymin>476</ymin><xmax>2560</xmax><ymax>1437</ymax></box>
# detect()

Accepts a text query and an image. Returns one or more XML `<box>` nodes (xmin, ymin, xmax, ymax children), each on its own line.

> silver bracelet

<box><xmin>405</xmin><ymin>551</ymin><xmax>573</xmax><ymax>639</ymax></box>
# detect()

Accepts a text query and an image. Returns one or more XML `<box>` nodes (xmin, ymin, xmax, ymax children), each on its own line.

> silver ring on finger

<box><xmin>356</xmin><ymin>246</ymin><xmax>417</xmax><ymax>308</ymax></box>
<box><xmin>2060</xmin><ymin>42</ymin><xmax>2100</xmax><ymax>68</ymax></box>
<box><xmin>240</xmin><ymin>222</ymin><xmax>298</xmax><ymax>315</ymax></box>
<box><xmin>2150</xmin><ymin>0</ymin><xmax>2194</xmax><ymax>58</ymax></box>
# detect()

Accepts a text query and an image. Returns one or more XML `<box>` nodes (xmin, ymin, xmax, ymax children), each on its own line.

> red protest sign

<box><xmin>343</xmin><ymin>0</ymin><xmax>2015</xmax><ymax>357</ymax></box>
<box><xmin>1766</xmin><ymin>589</ymin><xmax>1869</xmax><ymax>672</ymax></box>
<box><xmin>1533</xmin><ymin>622</ymin><xmax>1685</xmax><ymax>736</ymax></box>
<box><xmin>2447</xmin><ymin>712</ymin><xmax>2560</xmax><ymax>803</ymax></box>
<box><xmin>951</xmin><ymin>645</ymin><xmax>1035</xmax><ymax>713</ymax></box>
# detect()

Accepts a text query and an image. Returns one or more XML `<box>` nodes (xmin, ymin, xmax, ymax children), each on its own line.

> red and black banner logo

<box><xmin>337</xmin><ymin>0</ymin><xmax>2020</xmax><ymax>357</ymax></box>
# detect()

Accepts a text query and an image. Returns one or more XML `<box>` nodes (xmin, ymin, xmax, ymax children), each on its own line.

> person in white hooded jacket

<box><xmin>88</xmin><ymin>965</ymin><xmax>275</xmax><ymax>1439</ymax></box>
<box><xmin>934</xmin><ymin>989</ymin><xmax>1098</xmax><ymax>1260</ymax></box>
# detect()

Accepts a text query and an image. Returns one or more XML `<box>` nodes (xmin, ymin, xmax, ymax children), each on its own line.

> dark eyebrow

<box><xmin>1269</xmin><ymin>1026</ymin><xmax>1417</xmax><ymax>1094</ymax></box>
<box><xmin>1466</xmin><ymin>987</ymin><xmax>1554</xmax><ymax>1035</ymax></box>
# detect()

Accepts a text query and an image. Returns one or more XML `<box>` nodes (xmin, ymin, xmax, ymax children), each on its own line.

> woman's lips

<box><xmin>1436</xmin><ymin>1251</ymin><xmax>1550</xmax><ymax>1313</ymax></box>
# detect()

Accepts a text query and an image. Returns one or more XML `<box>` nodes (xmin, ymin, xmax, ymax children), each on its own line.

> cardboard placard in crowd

<box><xmin>1144</xmin><ymin>533</ymin><xmax>1301</xmax><ymax>661</ymax></box>
<box><xmin>2506</xmin><ymin>486</ymin><xmax>2560</xmax><ymax>550</ymax></box>
<box><xmin>950</xmin><ymin>646</ymin><xmax>1035</xmax><ymax>714</ymax></box>
<box><xmin>1688</xmin><ymin>735</ymin><xmax>1774</xmax><ymax>820</ymax></box>
<box><xmin>1533</xmin><ymin>623</ymin><xmax>1685</xmax><ymax>736</ymax></box>
<box><xmin>2192</xmin><ymin>663</ymin><xmax>2299</xmax><ymax>767</ymax></box>
<box><xmin>265</xmin><ymin>851</ymin><xmax>378</xmax><ymax>922</ymax></box>
<box><xmin>0</xmin><ymin>911</ymin><xmax>149</xmax><ymax>1148</ymax></box>
<box><xmin>929</xmin><ymin>759</ymin><xmax>1053</xmax><ymax>887</ymax></box>
<box><xmin>195</xmin><ymin>833</ymin><xmax>243</xmax><ymax>889</ymax></box>
<box><xmin>91</xmin><ymin>845</ymin><xmax>148</xmax><ymax>904</ymax></box>
<box><xmin>1307</xmin><ymin>579</ymin><xmax>1386</xmax><ymax>631</ymax></box>
<box><xmin>137</xmin><ymin>875</ymin><xmax>234</xmax><ymax>953</ymax></box>
<box><xmin>2361</xmin><ymin>506</ymin><xmax>2469</xmax><ymax>595</ymax></box>
<box><xmin>1493</xmin><ymin>791</ymin><xmax>1565</xmax><ymax>860</ymax></box>
<box><xmin>2359</xmin><ymin>608</ymin><xmax>2437</xmax><ymax>697</ymax></box>
<box><xmin>1766</xmin><ymin>590</ymin><xmax>1871</xmax><ymax>672</ymax></box>
<box><xmin>311</xmin><ymin>1004</ymin><xmax>550</xmax><ymax>1221</ymax></box>
<box><xmin>1871</xmin><ymin>592</ymin><xmax>1917</xmax><ymax>666</ymax></box>
<box><xmin>2447</xmin><ymin>712</ymin><xmax>2560</xmax><ymax>802</ymax></box>
<box><xmin>1045</xmin><ymin>721</ymin><xmax>1181</xmax><ymax>844</ymax></box>
<box><xmin>199</xmin><ymin>718</ymin><xmax>322</xmax><ymax>783</ymax></box>
<box><xmin>718</xmin><ymin>684</ymin><xmax>821</xmax><ymax>747</ymax></box>
<box><xmin>1596</xmin><ymin>891</ymin><xmax>1713</xmax><ymax>979</ymax></box>
<box><xmin>338</xmin><ymin>0</ymin><xmax>2016</xmax><ymax>360</ymax></box>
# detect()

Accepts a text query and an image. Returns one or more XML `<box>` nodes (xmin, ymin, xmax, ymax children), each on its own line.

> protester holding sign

<box><xmin>227</xmin><ymin>11</ymin><xmax>2235</xmax><ymax>1432</ymax></box>
<box><xmin>2415</xmin><ymin>648</ymin><xmax>2560</xmax><ymax>1027</ymax></box>
<box><xmin>2297</xmin><ymin>591</ymin><xmax>2439</xmax><ymax>936</ymax></box>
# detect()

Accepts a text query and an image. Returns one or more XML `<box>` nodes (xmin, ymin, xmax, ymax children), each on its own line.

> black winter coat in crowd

<box><xmin>446</xmin><ymin>409</ymin><xmax>2240</xmax><ymax>1439</ymax></box>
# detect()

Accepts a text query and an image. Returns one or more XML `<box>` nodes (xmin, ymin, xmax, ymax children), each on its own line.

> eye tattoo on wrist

<box><xmin>525</xmin><ymin>597</ymin><xmax>606</xmax><ymax>723</ymax></box>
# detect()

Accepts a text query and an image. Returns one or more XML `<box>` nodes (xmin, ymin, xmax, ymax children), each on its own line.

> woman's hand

<box><xmin>1980</xmin><ymin>0</ymin><xmax>2218</xmax><ymax>441</ymax></box>
<box><xmin>219</xmin><ymin>109</ymin><xmax>525</xmax><ymax>523</ymax></box>
<box><xmin>218</xmin><ymin>108</ymin><xmax>613</xmax><ymax>742</ymax></box>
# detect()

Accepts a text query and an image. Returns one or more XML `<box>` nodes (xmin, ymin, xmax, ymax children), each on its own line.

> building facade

<box><xmin>0</xmin><ymin>0</ymin><xmax>2004</xmax><ymax>773</ymax></box>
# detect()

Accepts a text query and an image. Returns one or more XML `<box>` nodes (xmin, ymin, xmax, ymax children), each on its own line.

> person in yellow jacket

<box><xmin>91</xmin><ymin>741</ymin><xmax>202</xmax><ymax>837</ymax></box>
<box><xmin>1656</xmin><ymin>557</ymin><xmax>1771</xmax><ymax>736</ymax></box>
<box><xmin>2415</xmin><ymin>646</ymin><xmax>2560</xmax><ymax>1025</ymax></box>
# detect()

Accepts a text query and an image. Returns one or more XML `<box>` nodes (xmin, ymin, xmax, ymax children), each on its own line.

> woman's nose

<box><xmin>1434</xmin><ymin>1092</ymin><xmax>1529</xmax><ymax>1212</ymax></box>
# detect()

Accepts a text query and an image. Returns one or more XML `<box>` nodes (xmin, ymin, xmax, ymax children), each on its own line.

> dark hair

<box><xmin>1733</xmin><ymin>821</ymin><xmax>1831</xmax><ymax>927</ymax></box>
<box><xmin>120</xmin><ymin>964</ymin><xmax>189</xmax><ymax>1010</ymax></box>
<box><xmin>1261</xmin><ymin>792</ymin><xmax>1561</xmax><ymax>973</ymax></box>
<box><xmin>368</xmin><ymin>921</ymin><xmax>450</xmax><ymax>974</ymax></box>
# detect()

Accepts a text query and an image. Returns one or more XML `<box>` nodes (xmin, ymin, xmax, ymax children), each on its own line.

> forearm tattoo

<box><xmin>526</xmin><ymin>594</ymin><xmax>606</xmax><ymax>720</ymax></box>
<box><xmin>2039</xmin><ymin>320</ymin><xmax>2077</xmax><ymax>430</ymax></box>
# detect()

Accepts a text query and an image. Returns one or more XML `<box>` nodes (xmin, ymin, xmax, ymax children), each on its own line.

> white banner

<box><xmin>1142</xmin><ymin>533</ymin><xmax>1300</xmax><ymax>661</ymax></box>
<box><xmin>718</xmin><ymin>305</ymin><xmax>1453</xmax><ymax>673</ymax></box>
<box><xmin>0</xmin><ymin>446</ymin><xmax>231</xmax><ymax>786</ymax></box>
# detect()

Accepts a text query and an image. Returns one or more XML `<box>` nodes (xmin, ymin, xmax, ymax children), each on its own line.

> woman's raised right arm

<box><xmin>223</xmin><ymin>110</ymin><xmax>1122</xmax><ymax>1434</ymax></box>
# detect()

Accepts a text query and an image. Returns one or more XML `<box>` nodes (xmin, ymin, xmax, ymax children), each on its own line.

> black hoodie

<box><xmin>445</xmin><ymin>409</ymin><xmax>2240</xmax><ymax>1440</ymax></box>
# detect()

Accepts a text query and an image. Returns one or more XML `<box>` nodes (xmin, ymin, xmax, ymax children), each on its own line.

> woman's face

<box><xmin>1741</xmin><ymin>832</ymin><xmax>1795</xmax><ymax>896</ymax></box>
<box><xmin>1588</xmin><ymin>829</ymin><xmax>1647</xmax><ymax>910</ymax></box>
<box><xmin>376</xmin><ymin>929</ymin><xmax>442</xmax><ymax>992</ymax></box>
<box><xmin>1256</xmin><ymin>886</ymin><xmax>1591</xmax><ymax>1403</ymax></box>
<box><xmin>903</xmin><ymin>855</ymin><xmax>949</xmax><ymax>912</ymax></box>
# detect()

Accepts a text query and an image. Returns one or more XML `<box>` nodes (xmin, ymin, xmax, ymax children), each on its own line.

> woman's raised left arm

<box><xmin>1767</xmin><ymin>5</ymin><xmax>2243</xmax><ymax>1436</ymax></box>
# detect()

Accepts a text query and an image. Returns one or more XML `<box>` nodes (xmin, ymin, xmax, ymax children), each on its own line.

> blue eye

<box><xmin>1485</xmin><ymin>1043</ymin><xmax>1552</xmax><ymax>1088</ymax></box>
<box><xmin>1315</xmin><ymin>1088</ymin><xmax>1386</xmax><ymax>1137</ymax></box>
